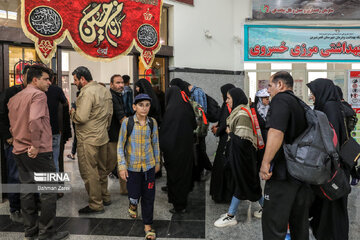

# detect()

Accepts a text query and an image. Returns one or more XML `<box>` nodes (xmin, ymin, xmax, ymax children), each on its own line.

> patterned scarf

<box><xmin>226</xmin><ymin>104</ymin><xmax>258</xmax><ymax>149</ymax></box>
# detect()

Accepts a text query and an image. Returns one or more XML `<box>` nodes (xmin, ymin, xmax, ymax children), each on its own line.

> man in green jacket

<box><xmin>70</xmin><ymin>66</ymin><xmax>113</xmax><ymax>214</ymax></box>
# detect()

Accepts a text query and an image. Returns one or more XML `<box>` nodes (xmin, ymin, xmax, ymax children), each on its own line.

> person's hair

<box><xmin>122</xmin><ymin>75</ymin><xmax>130</xmax><ymax>84</ymax></box>
<box><xmin>110</xmin><ymin>74</ymin><xmax>122</xmax><ymax>84</ymax></box>
<box><xmin>271</xmin><ymin>71</ymin><xmax>293</xmax><ymax>88</ymax></box>
<box><xmin>72</xmin><ymin>66</ymin><xmax>93</xmax><ymax>82</ymax></box>
<box><xmin>22</xmin><ymin>64</ymin><xmax>32</xmax><ymax>75</ymax></box>
<box><xmin>26</xmin><ymin>65</ymin><xmax>52</xmax><ymax>83</ymax></box>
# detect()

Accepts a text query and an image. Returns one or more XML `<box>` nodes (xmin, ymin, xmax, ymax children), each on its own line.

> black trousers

<box><xmin>127</xmin><ymin>168</ymin><xmax>155</xmax><ymax>225</ymax></box>
<box><xmin>262</xmin><ymin>178</ymin><xmax>313</xmax><ymax>240</ymax></box>
<box><xmin>14</xmin><ymin>152</ymin><xmax>57</xmax><ymax>238</ymax></box>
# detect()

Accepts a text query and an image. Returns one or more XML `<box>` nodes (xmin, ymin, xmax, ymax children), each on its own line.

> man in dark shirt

<box><xmin>46</xmin><ymin>73</ymin><xmax>67</xmax><ymax>173</ymax></box>
<box><xmin>260</xmin><ymin>71</ymin><xmax>313</xmax><ymax>240</ymax></box>
<box><xmin>108</xmin><ymin>74</ymin><xmax>127</xmax><ymax>195</ymax></box>
<box><xmin>0</xmin><ymin>65</ymin><xmax>32</xmax><ymax>224</ymax></box>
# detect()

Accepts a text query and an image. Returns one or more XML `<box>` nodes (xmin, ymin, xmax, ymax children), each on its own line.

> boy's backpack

<box><xmin>283</xmin><ymin>93</ymin><xmax>339</xmax><ymax>185</ymax></box>
<box><xmin>205</xmin><ymin>94</ymin><xmax>220</xmax><ymax>123</ymax></box>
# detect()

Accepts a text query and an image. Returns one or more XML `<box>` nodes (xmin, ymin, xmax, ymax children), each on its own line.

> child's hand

<box><xmin>119</xmin><ymin>169</ymin><xmax>128</xmax><ymax>182</ymax></box>
<box><xmin>155</xmin><ymin>165</ymin><xmax>160</xmax><ymax>173</ymax></box>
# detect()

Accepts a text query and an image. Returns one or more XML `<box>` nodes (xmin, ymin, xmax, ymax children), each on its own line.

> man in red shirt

<box><xmin>8</xmin><ymin>65</ymin><xmax>69</xmax><ymax>240</ymax></box>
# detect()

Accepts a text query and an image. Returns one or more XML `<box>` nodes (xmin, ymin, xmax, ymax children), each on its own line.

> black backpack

<box><xmin>341</xmin><ymin>101</ymin><xmax>357</xmax><ymax>132</ymax></box>
<box><xmin>283</xmin><ymin>93</ymin><xmax>338</xmax><ymax>185</ymax></box>
<box><xmin>205</xmin><ymin>94</ymin><xmax>220</xmax><ymax>123</ymax></box>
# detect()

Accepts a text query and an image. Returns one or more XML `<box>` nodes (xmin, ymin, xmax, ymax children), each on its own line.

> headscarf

<box><xmin>170</xmin><ymin>78</ymin><xmax>191</xmax><ymax>97</ymax></box>
<box><xmin>255</xmin><ymin>89</ymin><xmax>270</xmax><ymax>120</ymax></box>
<box><xmin>134</xmin><ymin>79</ymin><xmax>162</xmax><ymax>123</ymax></box>
<box><xmin>226</xmin><ymin>88</ymin><xmax>257</xmax><ymax>149</ymax></box>
<box><xmin>307</xmin><ymin>78</ymin><xmax>347</xmax><ymax>145</ymax></box>
<box><xmin>220</xmin><ymin>84</ymin><xmax>235</xmax><ymax>102</ymax></box>
<box><xmin>228</xmin><ymin>88</ymin><xmax>248</xmax><ymax>110</ymax></box>
<box><xmin>335</xmin><ymin>85</ymin><xmax>344</xmax><ymax>100</ymax></box>
<box><xmin>216</xmin><ymin>84</ymin><xmax>235</xmax><ymax>136</ymax></box>
<box><xmin>306</xmin><ymin>78</ymin><xmax>340</xmax><ymax>111</ymax></box>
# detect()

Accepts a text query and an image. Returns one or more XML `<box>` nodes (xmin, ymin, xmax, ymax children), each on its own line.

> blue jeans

<box><xmin>228</xmin><ymin>195</ymin><xmax>264</xmax><ymax>216</ymax></box>
<box><xmin>52</xmin><ymin>134</ymin><xmax>61</xmax><ymax>172</ymax></box>
<box><xmin>4</xmin><ymin>143</ymin><xmax>21</xmax><ymax>213</ymax></box>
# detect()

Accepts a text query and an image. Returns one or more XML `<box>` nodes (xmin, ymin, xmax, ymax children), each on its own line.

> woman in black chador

<box><xmin>307</xmin><ymin>78</ymin><xmax>349</xmax><ymax>240</ymax></box>
<box><xmin>160</xmin><ymin>86</ymin><xmax>196</xmax><ymax>213</ymax></box>
<box><xmin>135</xmin><ymin>79</ymin><xmax>162</xmax><ymax>124</ymax></box>
<box><xmin>214</xmin><ymin>88</ymin><xmax>262</xmax><ymax>227</ymax></box>
<box><xmin>209</xmin><ymin>84</ymin><xmax>235</xmax><ymax>203</ymax></box>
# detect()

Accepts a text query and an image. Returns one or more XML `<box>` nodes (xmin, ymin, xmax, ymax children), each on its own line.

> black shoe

<box><xmin>161</xmin><ymin>186</ymin><xmax>168</xmax><ymax>192</ymax></box>
<box><xmin>78</xmin><ymin>206</ymin><xmax>104</xmax><ymax>214</ymax></box>
<box><xmin>169</xmin><ymin>208</ymin><xmax>186</xmax><ymax>214</ymax></box>
<box><xmin>39</xmin><ymin>231</ymin><xmax>69</xmax><ymax>240</ymax></box>
<box><xmin>57</xmin><ymin>193</ymin><xmax>64</xmax><ymax>199</ymax></box>
<box><xmin>155</xmin><ymin>170</ymin><xmax>162</xmax><ymax>179</ymax></box>
<box><xmin>103</xmin><ymin>200</ymin><xmax>112</xmax><ymax>206</ymax></box>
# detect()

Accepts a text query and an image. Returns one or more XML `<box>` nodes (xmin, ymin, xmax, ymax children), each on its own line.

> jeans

<box><xmin>4</xmin><ymin>142</ymin><xmax>21</xmax><ymax>213</ymax></box>
<box><xmin>52</xmin><ymin>134</ymin><xmax>61</xmax><ymax>172</ymax></box>
<box><xmin>228</xmin><ymin>195</ymin><xmax>264</xmax><ymax>216</ymax></box>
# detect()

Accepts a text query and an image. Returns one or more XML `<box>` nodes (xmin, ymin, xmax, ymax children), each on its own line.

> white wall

<box><xmin>164</xmin><ymin>0</ymin><xmax>250</xmax><ymax>71</ymax></box>
<box><xmin>68</xmin><ymin>52</ymin><xmax>133</xmax><ymax>84</ymax></box>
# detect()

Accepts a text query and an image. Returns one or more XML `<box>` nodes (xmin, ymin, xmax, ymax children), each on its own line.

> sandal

<box><xmin>145</xmin><ymin>229</ymin><xmax>156</xmax><ymax>240</ymax></box>
<box><xmin>128</xmin><ymin>204</ymin><xmax>137</xmax><ymax>218</ymax></box>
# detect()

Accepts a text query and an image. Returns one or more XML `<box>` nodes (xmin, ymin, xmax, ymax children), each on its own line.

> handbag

<box><xmin>313</xmin><ymin>156</ymin><xmax>351</xmax><ymax>201</ymax></box>
<box><xmin>340</xmin><ymin>113</ymin><xmax>360</xmax><ymax>168</ymax></box>
<box><xmin>339</xmin><ymin>137</ymin><xmax>360</xmax><ymax>168</ymax></box>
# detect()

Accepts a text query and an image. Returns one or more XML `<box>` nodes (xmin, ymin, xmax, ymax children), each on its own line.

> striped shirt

<box><xmin>117</xmin><ymin>115</ymin><xmax>160</xmax><ymax>172</ymax></box>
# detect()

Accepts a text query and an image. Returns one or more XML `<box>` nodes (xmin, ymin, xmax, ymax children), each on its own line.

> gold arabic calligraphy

<box><xmin>79</xmin><ymin>0</ymin><xmax>126</xmax><ymax>47</ymax></box>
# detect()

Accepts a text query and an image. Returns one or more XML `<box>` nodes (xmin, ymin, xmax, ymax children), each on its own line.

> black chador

<box><xmin>226</xmin><ymin>88</ymin><xmax>262</xmax><ymax>202</ymax></box>
<box><xmin>307</xmin><ymin>79</ymin><xmax>350</xmax><ymax>240</ymax></box>
<box><xmin>160</xmin><ymin>86</ymin><xmax>196</xmax><ymax>211</ymax></box>
<box><xmin>210</xmin><ymin>84</ymin><xmax>235</xmax><ymax>203</ymax></box>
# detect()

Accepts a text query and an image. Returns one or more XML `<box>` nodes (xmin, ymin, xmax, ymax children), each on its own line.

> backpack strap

<box><xmin>125</xmin><ymin>116</ymin><xmax>154</xmax><ymax>148</ymax></box>
<box><xmin>125</xmin><ymin>116</ymin><xmax>135</xmax><ymax>148</ymax></box>
<box><xmin>148</xmin><ymin>117</ymin><xmax>154</xmax><ymax>138</ymax></box>
<box><xmin>240</xmin><ymin>107</ymin><xmax>257</xmax><ymax>136</ymax></box>
<box><xmin>181</xmin><ymin>91</ymin><xmax>189</xmax><ymax>102</ymax></box>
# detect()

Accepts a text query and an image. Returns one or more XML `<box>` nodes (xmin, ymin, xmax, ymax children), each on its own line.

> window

<box><xmin>306</xmin><ymin>63</ymin><xmax>327</xmax><ymax>70</ymax></box>
<box><xmin>160</xmin><ymin>7</ymin><xmax>168</xmax><ymax>45</ymax></box>
<box><xmin>138</xmin><ymin>57</ymin><xmax>166</xmax><ymax>93</ymax></box>
<box><xmin>0</xmin><ymin>0</ymin><xmax>20</xmax><ymax>28</ymax></box>
<box><xmin>9</xmin><ymin>46</ymin><xmax>41</xmax><ymax>87</ymax></box>
<box><xmin>352</xmin><ymin>63</ymin><xmax>360</xmax><ymax>69</ymax></box>
<box><xmin>244</xmin><ymin>62</ymin><xmax>256</xmax><ymax>70</ymax></box>
<box><xmin>271</xmin><ymin>63</ymin><xmax>292</xmax><ymax>70</ymax></box>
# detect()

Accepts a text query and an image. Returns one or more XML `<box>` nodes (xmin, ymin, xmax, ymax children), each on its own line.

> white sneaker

<box><xmin>214</xmin><ymin>214</ymin><xmax>237</xmax><ymax>227</ymax></box>
<box><xmin>253</xmin><ymin>209</ymin><xmax>262</xmax><ymax>219</ymax></box>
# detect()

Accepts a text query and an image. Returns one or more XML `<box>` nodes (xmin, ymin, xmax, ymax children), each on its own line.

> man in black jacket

<box><xmin>0</xmin><ymin>65</ymin><xmax>32</xmax><ymax>224</ymax></box>
<box><xmin>108</xmin><ymin>74</ymin><xmax>127</xmax><ymax>195</ymax></box>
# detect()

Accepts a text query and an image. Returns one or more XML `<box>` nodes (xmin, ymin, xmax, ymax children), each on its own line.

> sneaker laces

<box><xmin>223</xmin><ymin>215</ymin><xmax>234</xmax><ymax>221</ymax></box>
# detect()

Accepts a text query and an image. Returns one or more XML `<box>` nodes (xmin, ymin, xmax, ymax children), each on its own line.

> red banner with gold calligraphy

<box><xmin>21</xmin><ymin>0</ymin><xmax>163</xmax><ymax>68</ymax></box>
